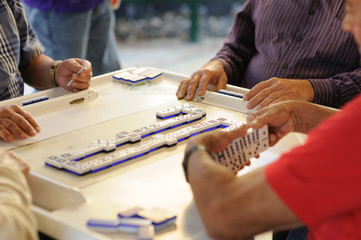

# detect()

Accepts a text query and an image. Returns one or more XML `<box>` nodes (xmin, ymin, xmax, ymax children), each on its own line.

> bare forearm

<box><xmin>20</xmin><ymin>54</ymin><xmax>54</xmax><ymax>90</ymax></box>
<box><xmin>188</xmin><ymin>152</ymin><xmax>301</xmax><ymax>239</ymax></box>
<box><xmin>290</xmin><ymin>101</ymin><xmax>338</xmax><ymax>133</ymax></box>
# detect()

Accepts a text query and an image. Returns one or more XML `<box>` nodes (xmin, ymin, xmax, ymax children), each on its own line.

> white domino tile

<box><xmin>131</xmin><ymin>145</ymin><xmax>150</xmax><ymax>156</ymax></box>
<box><xmin>217</xmin><ymin>117</ymin><xmax>241</xmax><ymax>127</ymax></box>
<box><xmin>156</xmin><ymin>103</ymin><xmax>195</xmax><ymax>119</ymax></box>
<box><xmin>127</xmin><ymin>133</ymin><xmax>141</xmax><ymax>142</ymax></box>
<box><xmin>143</xmin><ymin>138</ymin><xmax>166</xmax><ymax>150</ymax></box>
<box><xmin>83</xmin><ymin>142</ymin><xmax>106</xmax><ymax>156</ymax></box>
<box><xmin>63</xmin><ymin>161</ymin><xmax>91</xmax><ymax>175</ymax></box>
<box><xmin>164</xmin><ymin>128</ymin><xmax>190</xmax><ymax>140</ymax></box>
<box><xmin>114</xmin><ymin>133</ymin><xmax>130</xmax><ymax>145</ymax></box>
<box><xmin>45</xmin><ymin>155</ymin><xmax>68</xmax><ymax>169</ymax></box>
<box><xmin>88</xmin><ymin>157</ymin><xmax>114</xmax><ymax>171</ymax></box>
<box><xmin>112</xmin><ymin>151</ymin><xmax>132</xmax><ymax>164</ymax></box>
<box><xmin>113</xmin><ymin>68</ymin><xmax>164</xmax><ymax>85</ymax></box>
<box><xmin>59</xmin><ymin>150</ymin><xmax>85</xmax><ymax>161</ymax></box>
<box><xmin>164</xmin><ymin>137</ymin><xmax>177</xmax><ymax>146</ymax></box>
<box><xmin>156</xmin><ymin>108</ymin><xmax>181</xmax><ymax>118</ymax></box>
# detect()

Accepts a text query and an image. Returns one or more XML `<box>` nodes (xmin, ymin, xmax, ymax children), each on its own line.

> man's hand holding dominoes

<box><xmin>184</xmin><ymin>124</ymin><xmax>269</xmax><ymax>178</ymax></box>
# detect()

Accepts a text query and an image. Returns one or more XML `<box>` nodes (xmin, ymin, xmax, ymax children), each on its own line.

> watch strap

<box><xmin>50</xmin><ymin>61</ymin><xmax>62</xmax><ymax>87</ymax></box>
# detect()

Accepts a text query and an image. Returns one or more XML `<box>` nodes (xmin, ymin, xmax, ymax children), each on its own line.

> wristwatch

<box><xmin>182</xmin><ymin>144</ymin><xmax>212</xmax><ymax>182</ymax></box>
<box><xmin>50</xmin><ymin>61</ymin><xmax>63</xmax><ymax>87</ymax></box>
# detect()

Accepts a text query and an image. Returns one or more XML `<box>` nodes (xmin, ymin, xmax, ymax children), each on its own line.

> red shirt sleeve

<box><xmin>266</xmin><ymin>95</ymin><xmax>361</xmax><ymax>229</ymax></box>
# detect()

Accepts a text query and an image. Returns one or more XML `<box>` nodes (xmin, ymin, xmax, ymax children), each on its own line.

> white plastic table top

<box><xmin>4</xmin><ymin>68</ymin><xmax>306</xmax><ymax>240</ymax></box>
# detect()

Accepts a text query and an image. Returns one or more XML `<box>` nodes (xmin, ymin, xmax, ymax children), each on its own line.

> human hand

<box><xmin>0</xmin><ymin>149</ymin><xmax>29</xmax><ymax>177</ymax></box>
<box><xmin>0</xmin><ymin>105</ymin><xmax>40</xmax><ymax>142</ymax></box>
<box><xmin>176</xmin><ymin>60</ymin><xmax>228</xmax><ymax>101</ymax></box>
<box><xmin>55</xmin><ymin>58</ymin><xmax>92</xmax><ymax>92</ymax></box>
<box><xmin>243</xmin><ymin>78</ymin><xmax>314</xmax><ymax>110</ymax></box>
<box><xmin>186</xmin><ymin>124</ymin><xmax>251</xmax><ymax>158</ymax></box>
<box><xmin>186</xmin><ymin>125</ymin><xmax>252</xmax><ymax>172</ymax></box>
<box><xmin>247</xmin><ymin>101</ymin><xmax>297</xmax><ymax>146</ymax></box>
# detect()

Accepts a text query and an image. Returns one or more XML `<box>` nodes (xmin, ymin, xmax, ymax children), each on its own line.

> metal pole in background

<box><xmin>190</xmin><ymin>0</ymin><xmax>200</xmax><ymax>42</ymax></box>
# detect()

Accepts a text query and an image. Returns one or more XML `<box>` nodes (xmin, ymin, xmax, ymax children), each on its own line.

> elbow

<box><xmin>202</xmin><ymin>204</ymin><xmax>228</xmax><ymax>239</ymax></box>
<box><xmin>200</xmin><ymin>200</ymin><xmax>248</xmax><ymax>240</ymax></box>
<box><xmin>196</xmin><ymin>192</ymin><xmax>253</xmax><ymax>240</ymax></box>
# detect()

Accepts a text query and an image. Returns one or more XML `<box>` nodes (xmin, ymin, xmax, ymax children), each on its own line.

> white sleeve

<box><xmin>0</xmin><ymin>166</ymin><xmax>38</xmax><ymax>240</ymax></box>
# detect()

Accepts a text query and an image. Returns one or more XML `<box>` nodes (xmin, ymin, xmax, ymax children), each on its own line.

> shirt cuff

<box><xmin>308</xmin><ymin>78</ymin><xmax>335</xmax><ymax>107</ymax></box>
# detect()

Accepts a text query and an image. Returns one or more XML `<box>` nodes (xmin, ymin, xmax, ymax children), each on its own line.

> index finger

<box><xmin>243</xmin><ymin>80</ymin><xmax>273</xmax><ymax>101</ymax></box>
<box><xmin>176</xmin><ymin>78</ymin><xmax>192</xmax><ymax>99</ymax></box>
<box><xmin>12</xmin><ymin>106</ymin><xmax>41</xmax><ymax>133</ymax></box>
<box><xmin>197</xmin><ymin>71</ymin><xmax>214</xmax><ymax>96</ymax></box>
<box><xmin>73</xmin><ymin>60</ymin><xmax>92</xmax><ymax>82</ymax></box>
<box><xmin>184</xmin><ymin>73</ymin><xmax>202</xmax><ymax>100</ymax></box>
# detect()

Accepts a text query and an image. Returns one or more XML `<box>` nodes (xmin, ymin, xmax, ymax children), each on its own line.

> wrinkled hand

<box><xmin>176</xmin><ymin>60</ymin><xmax>228</xmax><ymax>101</ymax></box>
<box><xmin>0</xmin><ymin>149</ymin><xmax>29</xmax><ymax>176</ymax></box>
<box><xmin>247</xmin><ymin>101</ymin><xmax>296</xmax><ymax>146</ymax></box>
<box><xmin>0</xmin><ymin>105</ymin><xmax>40</xmax><ymax>142</ymax></box>
<box><xmin>243</xmin><ymin>78</ymin><xmax>314</xmax><ymax>110</ymax></box>
<box><xmin>56</xmin><ymin>58</ymin><xmax>92</xmax><ymax>92</ymax></box>
<box><xmin>186</xmin><ymin>125</ymin><xmax>253</xmax><ymax>171</ymax></box>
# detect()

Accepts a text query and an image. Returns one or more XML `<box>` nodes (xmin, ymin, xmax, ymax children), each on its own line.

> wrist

<box><xmin>183</xmin><ymin>144</ymin><xmax>212</xmax><ymax>182</ymax></box>
<box><xmin>50</xmin><ymin>61</ymin><xmax>62</xmax><ymax>87</ymax></box>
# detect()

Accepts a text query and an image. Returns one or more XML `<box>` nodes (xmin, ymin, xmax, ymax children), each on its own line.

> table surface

<box><xmin>2</xmin><ymin>68</ymin><xmax>306</xmax><ymax>240</ymax></box>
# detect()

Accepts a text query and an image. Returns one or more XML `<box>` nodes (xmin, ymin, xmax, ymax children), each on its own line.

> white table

<box><xmin>0</xmin><ymin>68</ymin><xmax>306</xmax><ymax>240</ymax></box>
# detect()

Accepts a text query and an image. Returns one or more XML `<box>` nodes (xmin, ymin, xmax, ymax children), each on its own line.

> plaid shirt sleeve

<box><xmin>0</xmin><ymin>0</ymin><xmax>43</xmax><ymax>99</ymax></box>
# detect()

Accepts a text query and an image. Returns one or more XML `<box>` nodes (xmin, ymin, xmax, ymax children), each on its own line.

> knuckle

<box><xmin>180</xmin><ymin>79</ymin><xmax>188</xmax><ymax>85</ymax></box>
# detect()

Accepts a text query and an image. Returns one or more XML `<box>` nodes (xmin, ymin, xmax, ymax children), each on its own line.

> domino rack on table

<box><xmin>194</xmin><ymin>89</ymin><xmax>251</xmax><ymax>114</ymax></box>
<box><xmin>45</xmin><ymin>102</ymin><xmax>269</xmax><ymax>176</ymax></box>
<box><xmin>45</xmin><ymin>103</ymin><xmax>226</xmax><ymax>175</ymax></box>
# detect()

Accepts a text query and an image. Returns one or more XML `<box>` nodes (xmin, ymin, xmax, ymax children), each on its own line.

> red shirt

<box><xmin>266</xmin><ymin>95</ymin><xmax>361</xmax><ymax>240</ymax></box>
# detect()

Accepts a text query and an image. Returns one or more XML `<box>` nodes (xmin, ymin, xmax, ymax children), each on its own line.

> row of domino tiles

<box><xmin>45</xmin><ymin>117</ymin><xmax>240</xmax><ymax>175</ymax></box>
<box><xmin>45</xmin><ymin>104</ymin><xmax>240</xmax><ymax>175</ymax></box>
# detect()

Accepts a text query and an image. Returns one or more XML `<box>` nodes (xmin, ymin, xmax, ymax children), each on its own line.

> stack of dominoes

<box><xmin>113</xmin><ymin>67</ymin><xmax>163</xmax><ymax>84</ymax></box>
<box><xmin>212</xmin><ymin>124</ymin><xmax>269</xmax><ymax>173</ymax></box>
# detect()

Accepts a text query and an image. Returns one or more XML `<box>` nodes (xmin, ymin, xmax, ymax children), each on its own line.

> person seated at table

<box><xmin>0</xmin><ymin>0</ymin><xmax>92</xmax><ymax>142</ymax></box>
<box><xmin>177</xmin><ymin>0</ymin><xmax>361</xmax><ymax>110</ymax></box>
<box><xmin>182</xmin><ymin>2</ymin><xmax>361</xmax><ymax>238</ymax></box>
<box><xmin>22</xmin><ymin>0</ymin><xmax>122</xmax><ymax>76</ymax></box>
<box><xmin>0</xmin><ymin>149</ymin><xmax>38</xmax><ymax>239</ymax></box>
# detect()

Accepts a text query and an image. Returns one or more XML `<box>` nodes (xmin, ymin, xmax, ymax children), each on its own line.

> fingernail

<box><xmin>35</xmin><ymin>127</ymin><xmax>41</xmax><ymax>133</ymax></box>
<box><xmin>21</xmin><ymin>133</ymin><xmax>27</xmax><ymax>139</ymax></box>
<box><xmin>270</xmin><ymin>135</ymin><xmax>277</xmax><ymax>144</ymax></box>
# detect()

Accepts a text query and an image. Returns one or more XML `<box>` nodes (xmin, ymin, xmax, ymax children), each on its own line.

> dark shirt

<box><xmin>21</xmin><ymin>0</ymin><xmax>105</xmax><ymax>13</ymax></box>
<box><xmin>214</xmin><ymin>0</ymin><xmax>361</xmax><ymax>108</ymax></box>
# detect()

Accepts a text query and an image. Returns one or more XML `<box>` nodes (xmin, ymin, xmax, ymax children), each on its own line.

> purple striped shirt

<box><xmin>215</xmin><ymin>0</ymin><xmax>361</xmax><ymax>108</ymax></box>
<box><xmin>21</xmin><ymin>0</ymin><xmax>105</xmax><ymax>13</ymax></box>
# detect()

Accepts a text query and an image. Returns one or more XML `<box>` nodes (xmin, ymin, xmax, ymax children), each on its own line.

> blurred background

<box><xmin>25</xmin><ymin>1</ymin><xmax>245</xmax><ymax>94</ymax></box>
<box><xmin>114</xmin><ymin>0</ymin><xmax>244</xmax><ymax>75</ymax></box>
